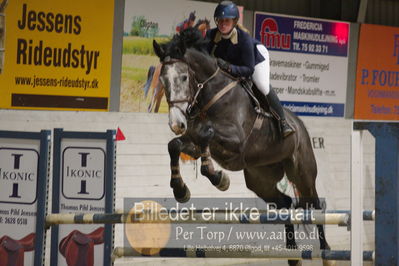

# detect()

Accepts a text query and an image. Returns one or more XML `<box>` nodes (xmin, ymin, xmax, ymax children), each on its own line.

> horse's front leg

<box><xmin>198</xmin><ymin>127</ymin><xmax>230</xmax><ymax>191</ymax></box>
<box><xmin>168</xmin><ymin>137</ymin><xmax>191</xmax><ymax>203</ymax></box>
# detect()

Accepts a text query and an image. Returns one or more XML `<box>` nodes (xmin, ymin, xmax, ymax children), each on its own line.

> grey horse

<box><xmin>153</xmin><ymin>28</ymin><xmax>334</xmax><ymax>266</ymax></box>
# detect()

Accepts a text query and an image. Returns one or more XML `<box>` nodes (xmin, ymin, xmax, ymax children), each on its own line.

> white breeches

<box><xmin>252</xmin><ymin>44</ymin><xmax>270</xmax><ymax>96</ymax></box>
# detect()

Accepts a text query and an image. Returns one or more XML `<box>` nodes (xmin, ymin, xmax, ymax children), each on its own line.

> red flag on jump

<box><xmin>116</xmin><ymin>127</ymin><xmax>126</xmax><ymax>141</ymax></box>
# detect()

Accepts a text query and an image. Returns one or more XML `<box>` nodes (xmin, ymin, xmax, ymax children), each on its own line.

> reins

<box><xmin>161</xmin><ymin>57</ymin><xmax>236</xmax><ymax>118</ymax></box>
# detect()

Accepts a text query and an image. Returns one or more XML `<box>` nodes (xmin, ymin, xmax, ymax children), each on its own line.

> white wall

<box><xmin>0</xmin><ymin>110</ymin><xmax>375</xmax><ymax>266</ymax></box>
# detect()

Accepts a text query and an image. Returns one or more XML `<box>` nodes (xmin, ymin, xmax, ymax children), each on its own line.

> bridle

<box><xmin>161</xmin><ymin>57</ymin><xmax>221</xmax><ymax>118</ymax></box>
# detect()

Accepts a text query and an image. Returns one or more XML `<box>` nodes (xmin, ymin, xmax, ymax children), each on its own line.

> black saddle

<box><xmin>239</xmin><ymin>79</ymin><xmax>272</xmax><ymax>118</ymax></box>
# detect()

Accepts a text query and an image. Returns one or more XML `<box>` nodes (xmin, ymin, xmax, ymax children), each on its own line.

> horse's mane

<box><xmin>163</xmin><ymin>28</ymin><xmax>210</xmax><ymax>59</ymax></box>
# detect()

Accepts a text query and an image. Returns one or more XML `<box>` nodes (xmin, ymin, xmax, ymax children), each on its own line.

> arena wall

<box><xmin>0</xmin><ymin>109</ymin><xmax>375</xmax><ymax>265</ymax></box>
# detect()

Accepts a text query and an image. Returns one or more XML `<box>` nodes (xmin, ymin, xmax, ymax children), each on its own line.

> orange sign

<box><xmin>354</xmin><ymin>24</ymin><xmax>399</xmax><ymax>120</ymax></box>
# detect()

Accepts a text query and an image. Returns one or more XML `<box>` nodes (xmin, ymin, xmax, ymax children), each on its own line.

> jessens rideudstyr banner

<box><xmin>0</xmin><ymin>0</ymin><xmax>114</xmax><ymax>110</ymax></box>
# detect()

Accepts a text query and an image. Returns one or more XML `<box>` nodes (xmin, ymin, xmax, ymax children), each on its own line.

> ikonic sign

<box><xmin>62</xmin><ymin>147</ymin><xmax>105</xmax><ymax>199</ymax></box>
<box><xmin>254</xmin><ymin>12</ymin><xmax>350</xmax><ymax>117</ymax></box>
<box><xmin>0</xmin><ymin>148</ymin><xmax>38</xmax><ymax>203</ymax></box>
<box><xmin>51</xmin><ymin>129</ymin><xmax>115</xmax><ymax>266</ymax></box>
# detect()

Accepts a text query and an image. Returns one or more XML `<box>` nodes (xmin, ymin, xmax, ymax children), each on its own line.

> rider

<box><xmin>206</xmin><ymin>1</ymin><xmax>294</xmax><ymax>137</ymax></box>
<box><xmin>176</xmin><ymin>11</ymin><xmax>196</xmax><ymax>33</ymax></box>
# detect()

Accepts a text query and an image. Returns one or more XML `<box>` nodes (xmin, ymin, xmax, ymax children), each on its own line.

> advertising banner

<box><xmin>0</xmin><ymin>130</ymin><xmax>50</xmax><ymax>266</ymax></box>
<box><xmin>121</xmin><ymin>0</ymin><xmax>218</xmax><ymax>113</ymax></box>
<box><xmin>254</xmin><ymin>12</ymin><xmax>350</xmax><ymax>117</ymax></box>
<box><xmin>50</xmin><ymin>129</ymin><xmax>116</xmax><ymax>266</ymax></box>
<box><xmin>0</xmin><ymin>0</ymin><xmax>114</xmax><ymax>110</ymax></box>
<box><xmin>354</xmin><ymin>24</ymin><xmax>399</xmax><ymax>120</ymax></box>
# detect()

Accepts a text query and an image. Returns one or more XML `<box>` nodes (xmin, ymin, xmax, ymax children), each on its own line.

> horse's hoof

<box><xmin>288</xmin><ymin>259</ymin><xmax>302</xmax><ymax>266</ymax></box>
<box><xmin>216</xmin><ymin>171</ymin><xmax>230</xmax><ymax>191</ymax></box>
<box><xmin>322</xmin><ymin>260</ymin><xmax>336</xmax><ymax>266</ymax></box>
<box><xmin>174</xmin><ymin>184</ymin><xmax>191</xmax><ymax>203</ymax></box>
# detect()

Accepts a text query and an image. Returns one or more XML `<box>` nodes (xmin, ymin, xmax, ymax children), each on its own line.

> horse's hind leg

<box><xmin>198</xmin><ymin>126</ymin><xmax>229</xmax><ymax>191</ymax></box>
<box><xmin>244</xmin><ymin>166</ymin><xmax>301</xmax><ymax>266</ymax></box>
<box><xmin>285</xmin><ymin>157</ymin><xmax>335</xmax><ymax>266</ymax></box>
<box><xmin>296</xmin><ymin>183</ymin><xmax>331</xmax><ymax>250</ymax></box>
<box><xmin>297</xmin><ymin>185</ymin><xmax>335</xmax><ymax>266</ymax></box>
<box><xmin>274</xmin><ymin>190</ymin><xmax>301</xmax><ymax>266</ymax></box>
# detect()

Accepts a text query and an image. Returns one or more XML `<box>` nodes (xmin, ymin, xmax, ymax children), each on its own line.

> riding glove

<box><xmin>217</xmin><ymin>58</ymin><xmax>232</xmax><ymax>73</ymax></box>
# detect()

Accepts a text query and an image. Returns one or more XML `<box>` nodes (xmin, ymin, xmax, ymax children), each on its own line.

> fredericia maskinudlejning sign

<box><xmin>254</xmin><ymin>12</ymin><xmax>350</xmax><ymax>117</ymax></box>
<box><xmin>62</xmin><ymin>147</ymin><xmax>105</xmax><ymax>200</ymax></box>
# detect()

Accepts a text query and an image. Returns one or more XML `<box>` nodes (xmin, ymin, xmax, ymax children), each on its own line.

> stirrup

<box><xmin>255</xmin><ymin>107</ymin><xmax>271</xmax><ymax>118</ymax></box>
<box><xmin>281</xmin><ymin>120</ymin><xmax>295</xmax><ymax>137</ymax></box>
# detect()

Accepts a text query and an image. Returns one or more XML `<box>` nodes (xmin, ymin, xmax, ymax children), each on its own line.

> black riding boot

<box><xmin>266</xmin><ymin>88</ymin><xmax>295</xmax><ymax>137</ymax></box>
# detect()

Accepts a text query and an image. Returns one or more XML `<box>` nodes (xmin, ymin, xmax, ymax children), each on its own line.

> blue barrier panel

<box><xmin>0</xmin><ymin>130</ymin><xmax>50</xmax><ymax>266</ymax></box>
<box><xmin>354</xmin><ymin>122</ymin><xmax>399</xmax><ymax>266</ymax></box>
<box><xmin>50</xmin><ymin>128</ymin><xmax>116</xmax><ymax>266</ymax></box>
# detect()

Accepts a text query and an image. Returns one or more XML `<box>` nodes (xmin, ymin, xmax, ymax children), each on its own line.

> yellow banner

<box><xmin>0</xmin><ymin>0</ymin><xmax>114</xmax><ymax>110</ymax></box>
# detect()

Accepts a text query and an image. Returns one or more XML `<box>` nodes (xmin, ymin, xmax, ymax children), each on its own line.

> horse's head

<box><xmin>153</xmin><ymin>28</ymin><xmax>213</xmax><ymax>135</ymax></box>
<box><xmin>153</xmin><ymin>38</ymin><xmax>192</xmax><ymax>135</ymax></box>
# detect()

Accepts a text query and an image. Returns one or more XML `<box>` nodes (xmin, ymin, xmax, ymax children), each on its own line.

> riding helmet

<box><xmin>214</xmin><ymin>1</ymin><xmax>239</xmax><ymax>20</ymax></box>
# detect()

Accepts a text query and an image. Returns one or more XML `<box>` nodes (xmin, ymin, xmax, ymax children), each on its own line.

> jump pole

<box><xmin>45</xmin><ymin>210</ymin><xmax>374</xmax><ymax>227</ymax></box>
<box><xmin>111</xmin><ymin>247</ymin><xmax>375</xmax><ymax>261</ymax></box>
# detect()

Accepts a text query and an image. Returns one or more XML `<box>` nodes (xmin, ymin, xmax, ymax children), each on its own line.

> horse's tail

<box><xmin>141</xmin><ymin>66</ymin><xmax>155</xmax><ymax>97</ymax></box>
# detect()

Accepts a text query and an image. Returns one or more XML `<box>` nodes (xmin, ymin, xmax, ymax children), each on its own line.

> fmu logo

<box><xmin>394</xmin><ymin>34</ymin><xmax>399</xmax><ymax>64</ymax></box>
<box><xmin>260</xmin><ymin>18</ymin><xmax>291</xmax><ymax>50</ymax></box>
